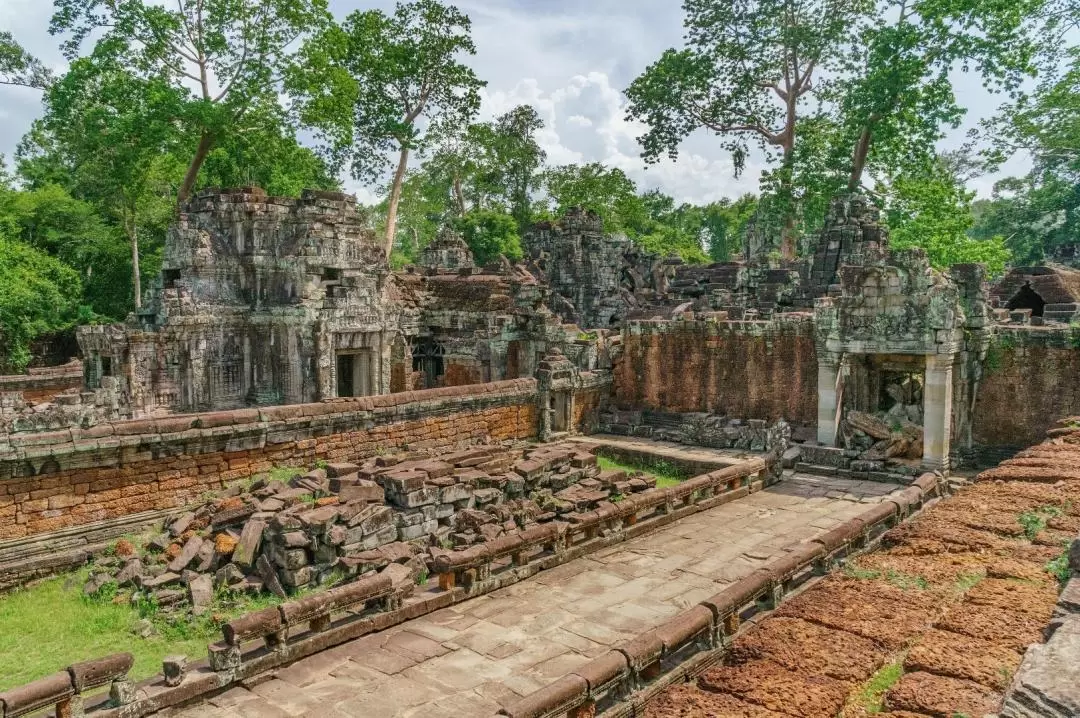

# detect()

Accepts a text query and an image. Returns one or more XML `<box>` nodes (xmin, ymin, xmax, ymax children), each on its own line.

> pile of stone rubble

<box><xmin>82</xmin><ymin>441</ymin><xmax>661</xmax><ymax>617</ymax></box>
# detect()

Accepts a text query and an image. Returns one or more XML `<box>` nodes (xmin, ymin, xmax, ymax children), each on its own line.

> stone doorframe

<box><xmin>816</xmin><ymin>351</ymin><xmax>955</xmax><ymax>472</ymax></box>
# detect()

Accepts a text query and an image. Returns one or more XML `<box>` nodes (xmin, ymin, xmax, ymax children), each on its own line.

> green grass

<box><xmin>1046</xmin><ymin>547</ymin><xmax>1072</xmax><ymax>587</ymax></box>
<box><xmin>883</xmin><ymin>570</ymin><xmax>929</xmax><ymax>591</ymax></box>
<box><xmin>954</xmin><ymin>571</ymin><xmax>985</xmax><ymax>593</ymax></box>
<box><xmin>0</xmin><ymin>566</ymin><xmax>321</xmax><ymax>691</ymax></box>
<box><xmin>850</xmin><ymin>658</ymin><xmax>905</xmax><ymax>714</ymax></box>
<box><xmin>0</xmin><ymin>573</ymin><xmax>209</xmax><ymax>691</ymax></box>
<box><xmin>842</xmin><ymin>565</ymin><xmax>882</xmax><ymax>581</ymax></box>
<box><xmin>597</xmin><ymin>456</ymin><xmax>686</xmax><ymax>488</ymax></box>
<box><xmin>1017</xmin><ymin>505</ymin><xmax>1065</xmax><ymax>540</ymax></box>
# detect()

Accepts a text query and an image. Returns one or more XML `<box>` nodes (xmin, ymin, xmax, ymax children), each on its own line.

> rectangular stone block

<box><xmin>439</xmin><ymin>483</ymin><xmax>473</xmax><ymax>504</ymax></box>
<box><xmin>339</xmin><ymin>480</ymin><xmax>384</xmax><ymax>503</ymax></box>
<box><xmin>397</xmin><ymin>487</ymin><xmax>439</xmax><ymax>508</ymax></box>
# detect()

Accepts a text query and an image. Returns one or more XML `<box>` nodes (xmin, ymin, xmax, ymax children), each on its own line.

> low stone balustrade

<box><xmin>0</xmin><ymin>653</ymin><xmax>134</xmax><ymax>718</ymax></box>
<box><xmin>495</xmin><ymin>473</ymin><xmax>941</xmax><ymax>718</ymax></box>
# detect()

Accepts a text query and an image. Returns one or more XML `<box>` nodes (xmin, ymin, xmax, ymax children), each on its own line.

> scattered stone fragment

<box><xmin>188</xmin><ymin>574</ymin><xmax>213</xmax><ymax>616</ymax></box>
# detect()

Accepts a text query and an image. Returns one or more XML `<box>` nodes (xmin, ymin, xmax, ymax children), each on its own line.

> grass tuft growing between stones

<box><xmin>1016</xmin><ymin>505</ymin><xmax>1065</xmax><ymax>540</ymax></box>
<box><xmin>847</xmin><ymin>657</ymin><xmax>905</xmax><ymax>715</ymax></box>
<box><xmin>597</xmin><ymin>456</ymin><xmax>685</xmax><ymax>488</ymax></box>
<box><xmin>1046</xmin><ymin>547</ymin><xmax>1071</xmax><ymax>586</ymax></box>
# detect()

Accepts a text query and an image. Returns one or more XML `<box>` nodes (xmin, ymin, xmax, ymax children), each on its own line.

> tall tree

<box><xmin>492</xmin><ymin>105</ymin><xmax>546</xmax><ymax>231</ymax></box>
<box><xmin>977</xmin><ymin>47</ymin><xmax>1080</xmax><ymax>262</ymax></box>
<box><xmin>835</xmin><ymin>0</ymin><xmax>1043</xmax><ymax>192</ymax></box>
<box><xmin>50</xmin><ymin>0</ymin><xmax>331</xmax><ymax>205</ymax></box>
<box><xmin>27</xmin><ymin>56</ymin><xmax>184</xmax><ymax>309</ymax></box>
<box><xmin>290</xmin><ymin>0</ymin><xmax>485</xmax><ymax>257</ymax></box>
<box><xmin>1</xmin><ymin>31</ymin><xmax>53</xmax><ymax>89</ymax></box>
<box><xmin>625</xmin><ymin>0</ymin><xmax>861</xmax><ymax>259</ymax></box>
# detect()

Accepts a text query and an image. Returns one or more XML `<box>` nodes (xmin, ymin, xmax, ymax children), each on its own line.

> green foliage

<box><xmin>1</xmin><ymin>30</ymin><xmax>52</xmax><ymax>89</ymax></box>
<box><xmin>0</xmin><ymin>233</ymin><xmax>82</xmax><ymax>371</ymax></box>
<box><xmin>1046</xmin><ymin>550</ymin><xmax>1071</xmax><ymax>586</ymax></box>
<box><xmin>542</xmin><ymin>163</ymin><xmax>645</xmax><ymax>235</ymax></box>
<box><xmin>51</xmin><ymin>0</ymin><xmax>332</xmax><ymax>203</ymax></box>
<box><xmin>978</xmin><ymin>47</ymin><xmax>1080</xmax><ymax>263</ymax></box>
<box><xmin>541</xmin><ymin>165</ymin><xmax>709</xmax><ymax>263</ymax></box>
<box><xmin>703</xmin><ymin>195</ymin><xmax>758</xmax><ymax>262</ymax></box>
<box><xmin>881</xmin><ymin>157</ymin><xmax>1011</xmax><ymax>275</ymax></box>
<box><xmin>1017</xmin><ymin>505</ymin><xmax>1063</xmax><ymax>539</ymax></box>
<box><xmin>452</xmin><ymin>209</ymin><xmax>523</xmax><ymax>266</ymax></box>
<box><xmin>0</xmin><ymin>181</ymin><xmax>136</xmax><ymax>321</ymax></box>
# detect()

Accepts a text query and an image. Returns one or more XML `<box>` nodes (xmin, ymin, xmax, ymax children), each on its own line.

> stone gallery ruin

<box><xmin>1</xmin><ymin>187</ymin><xmax>1080</xmax><ymax>718</ymax></box>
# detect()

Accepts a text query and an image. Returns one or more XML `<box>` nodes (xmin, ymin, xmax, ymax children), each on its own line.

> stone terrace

<box><xmin>163</xmin><ymin>472</ymin><xmax>901</xmax><ymax>718</ymax></box>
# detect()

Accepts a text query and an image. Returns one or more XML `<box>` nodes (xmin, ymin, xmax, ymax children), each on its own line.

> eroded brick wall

<box><xmin>614</xmin><ymin>317</ymin><xmax>818</xmax><ymax>425</ymax></box>
<box><xmin>573</xmin><ymin>387</ymin><xmax>602</xmax><ymax>433</ymax></box>
<box><xmin>0</xmin><ymin>380</ymin><xmax>538</xmax><ymax>540</ymax></box>
<box><xmin>972</xmin><ymin>327</ymin><xmax>1080</xmax><ymax>456</ymax></box>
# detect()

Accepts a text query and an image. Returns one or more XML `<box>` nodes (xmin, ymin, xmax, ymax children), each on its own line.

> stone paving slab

<box><xmin>566</xmin><ymin>433</ymin><xmax>756</xmax><ymax>465</ymax></box>
<box><xmin>165</xmin><ymin>472</ymin><xmax>901</xmax><ymax>718</ymax></box>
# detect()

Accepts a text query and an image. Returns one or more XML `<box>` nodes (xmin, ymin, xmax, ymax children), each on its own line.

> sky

<box><xmin>0</xmin><ymin>0</ymin><xmax>1035</xmax><ymax>206</ymax></box>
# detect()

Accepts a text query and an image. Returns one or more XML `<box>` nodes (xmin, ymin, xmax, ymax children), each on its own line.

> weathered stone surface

<box><xmin>1002</xmin><ymin>615</ymin><xmax>1080</xmax><ymax>717</ymax></box>
<box><xmin>168</xmin><ymin>536</ymin><xmax>204</xmax><ymax>573</ymax></box>
<box><xmin>232</xmin><ymin>520</ymin><xmax>265</xmax><ymax>570</ymax></box>
<box><xmin>162</xmin><ymin>655</ymin><xmax>188</xmax><ymax>687</ymax></box>
<box><xmin>188</xmin><ymin>574</ymin><xmax>213</xmax><ymax>616</ymax></box>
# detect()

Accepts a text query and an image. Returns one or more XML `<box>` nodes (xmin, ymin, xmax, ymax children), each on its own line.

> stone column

<box><xmin>922</xmin><ymin>354</ymin><xmax>954</xmax><ymax>471</ymax></box>
<box><xmin>816</xmin><ymin>357</ymin><xmax>840</xmax><ymax>446</ymax></box>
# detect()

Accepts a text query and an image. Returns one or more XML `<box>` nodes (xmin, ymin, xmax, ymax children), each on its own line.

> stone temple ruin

<box><xmin>1</xmin><ymin>187</ymin><xmax>1080</xmax><ymax>718</ymax></box>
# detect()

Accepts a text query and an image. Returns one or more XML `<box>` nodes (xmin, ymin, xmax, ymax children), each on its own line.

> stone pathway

<box><xmin>566</xmin><ymin>433</ymin><xmax>755</xmax><ymax>466</ymax></box>
<box><xmin>168</xmin><ymin>474</ymin><xmax>902</xmax><ymax>718</ymax></box>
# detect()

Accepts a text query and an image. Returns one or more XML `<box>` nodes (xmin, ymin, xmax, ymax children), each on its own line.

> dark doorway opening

<box><xmin>336</xmin><ymin>354</ymin><xmax>355</xmax><ymax>397</ymax></box>
<box><xmin>411</xmin><ymin>338</ymin><xmax>445</xmax><ymax>388</ymax></box>
<box><xmin>1006</xmin><ymin>283</ymin><xmax>1046</xmax><ymax>317</ymax></box>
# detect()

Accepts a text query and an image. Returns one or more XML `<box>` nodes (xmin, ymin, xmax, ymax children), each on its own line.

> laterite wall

<box><xmin>0</xmin><ymin>380</ymin><xmax>539</xmax><ymax>540</ymax></box>
<box><xmin>614</xmin><ymin>317</ymin><xmax>818</xmax><ymax>426</ymax></box>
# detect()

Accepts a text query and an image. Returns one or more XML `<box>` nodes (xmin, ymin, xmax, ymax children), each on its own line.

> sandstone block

<box><xmin>168</xmin><ymin>536</ymin><xmax>204</xmax><ymax>573</ymax></box>
<box><xmin>439</xmin><ymin>483</ymin><xmax>472</xmax><ymax>504</ymax></box>
<box><xmin>188</xmin><ymin>574</ymin><xmax>213</xmax><ymax>616</ymax></box>
<box><xmin>232</xmin><ymin>520</ymin><xmax>266</xmax><ymax>569</ymax></box>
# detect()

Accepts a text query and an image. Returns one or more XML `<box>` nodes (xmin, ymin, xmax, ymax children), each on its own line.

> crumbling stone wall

<box><xmin>0</xmin><ymin>360</ymin><xmax>83</xmax><ymax>404</ymax></box>
<box><xmin>613</xmin><ymin>315</ymin><xmax>818</xmax><ymax>426</ymax></box>
<box><xmin>523</xmin><ymin>208</ymin><xmax>668</xmax><ymax>328</ymax></box>
<box><xmin>0</xmin><ymin>380</ymin><xmax>540</xmax><ymax>541</ymax></box>
<box><xmin>78</xmin><ymin>188</ymin><xmax>417</xmax><ymax>417</ymax></box>
<box><xmin>971</xmin><ymin>326</ymin><xmax>1080</xmax><ymax>461</ymax></box>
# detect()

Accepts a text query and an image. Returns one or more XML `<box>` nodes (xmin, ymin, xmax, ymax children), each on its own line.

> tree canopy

<box><xmin>290</xmin><ymin>0</ymin><xmax>485</xmax><ymax>256</ymax></box>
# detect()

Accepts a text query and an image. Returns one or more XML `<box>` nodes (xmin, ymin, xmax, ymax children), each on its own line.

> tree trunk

<box><xmin>848</xmin><ymin>126</ymin><xmax>873</xmax><ymax>192</ymax></box>
<box><xmin>452</xmin><ymin>173</ymin><xmax>466</xmax><ymax>216</ymax></box>
<box><xmin>128</xmin><ymin>217</ymin><xmax>142</xmax><ymax>310</ymax></box>
<box><xmin>778</xmin><ymin>84</ymin><xmax>799</xmax><ymax>260</ymax></box>
<box><xmin>383</xmin><ymin>145</ymin><xmax>411</xmax><ymax>258</ymax></box>
<box><xmin>177</xmin><ymin>132</ymin><xmax>216</xmax><ymax>207</ymax></box>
